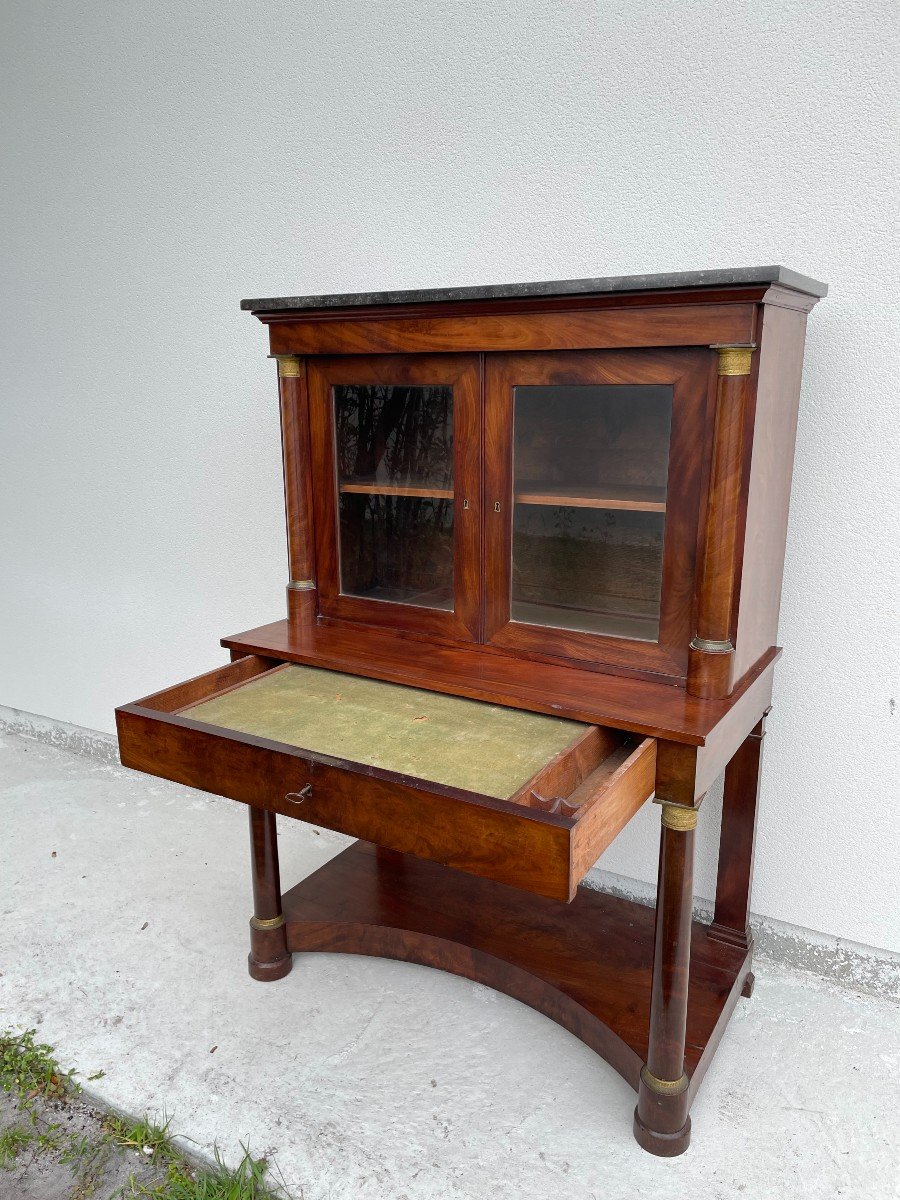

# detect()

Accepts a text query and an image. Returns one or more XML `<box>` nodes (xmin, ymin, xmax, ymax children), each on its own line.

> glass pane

<box><xmin>334</xmin><ymin>384</ymin><xmax>454</xmax><ymax>608</ymax></box>
<box><xmin>511</xmin><ymin>384</ymin><xmax>673</xmax><ymax>642</ymax></box>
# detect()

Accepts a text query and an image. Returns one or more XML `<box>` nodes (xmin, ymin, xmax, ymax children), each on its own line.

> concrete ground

<box><xmin>1</xmin><ymin>729</ymin><xmax>898</xmax><ymax>1200</ymax></box>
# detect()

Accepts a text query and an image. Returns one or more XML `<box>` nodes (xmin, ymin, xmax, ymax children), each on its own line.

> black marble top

<box><xmin>240</xmin><ymin>266</ymin><xmax>827</xmax><ymax>313</ymax></box>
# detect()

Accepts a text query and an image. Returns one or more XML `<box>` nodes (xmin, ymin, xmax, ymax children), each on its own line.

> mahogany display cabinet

<box><xmin>117</xmin><ymin>266</ymin><xmax>826</xmax><ymax>1156</ymax></box>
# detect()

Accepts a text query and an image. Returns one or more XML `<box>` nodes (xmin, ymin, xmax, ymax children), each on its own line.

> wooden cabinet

<box><xmin>281</xmin><ymin>286</ymin><xmax>817</xmax><ymax>699</ymax></box>
<box><xmin>306</xmin><ymin>345</ymin><xmax>711</xmax><ymax>677</ymax></box>
<box><xmin>116</xmin><ymin>266</ymin><xmax>826</xmax><ymax>1157</ymax></box>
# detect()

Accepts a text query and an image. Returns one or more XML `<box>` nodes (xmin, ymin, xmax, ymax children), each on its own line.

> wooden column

<box><xmin>687</xmin><ymin>344</ymin><xmax>755</xmax><ymax>699</ymax></box>
<box><xmin>247</xmin><ymin>807</ymin><xmax>292</xmax><ymax>981</ymax></box>
<box><xmin>634</xmin><ymin>801</ymin><xmax>697</xmax><ymax>1157</ymax></box>
<box><xmin>273</xmin><ymin>354</ymin><xmax>317</xmax><ymax>627</ymax></box>
<box><xmin>708</xmin><ymin>714</ymin><xmax>768</xmax><ymax>993</ymax></box>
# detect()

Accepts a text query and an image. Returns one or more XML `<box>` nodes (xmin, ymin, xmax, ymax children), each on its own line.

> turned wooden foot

<box><xmin>633</xmin><ymin>1108</ymin><xmax>691</xmax><ymax>1157</ymax></box>
<box><xmin>247</xmin><ymin>807</ymin><xmax>293</xmax><ymax>982</ymax></box>
<box><xmin>248</xmin><ymin>943</ymin><xmax>293</xmax><ymax>982</ymax></box>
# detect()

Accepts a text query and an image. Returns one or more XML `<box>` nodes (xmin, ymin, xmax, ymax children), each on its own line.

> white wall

<box><xmin>2</xmin><ymin>0</ymin><xmax>898</xmax><ymax>955</ymax></box>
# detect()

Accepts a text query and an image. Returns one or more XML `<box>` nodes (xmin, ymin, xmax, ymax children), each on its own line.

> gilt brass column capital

<box><xmin>272</xmin><ymin>355</ymin><xmax>301</xmax><ymax>378</ymax></box>
<box><xmin>659</xmin><ymin>803</ymin><xmax>699</xmax><ymax>832</ymax></box>
<box><xmin>711</xmin><ymin>344</ymin><xmax>756</xmax><ymax>377</ymax></box>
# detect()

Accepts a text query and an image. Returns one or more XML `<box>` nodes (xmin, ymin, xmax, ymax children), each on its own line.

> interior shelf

<box><xmin>339</xmin><ymin>479</ymin><xmax>454</xmax><ymax>500</ymax></box>
<box><xmin>514</xmin><ymin>483</ymin><xmax>667</xmax><ymax>512</ymax></box>
<box><xmin>511</xmin><ymin>601</ymin><xmax>660</xmax><ymax>643</ymax></box>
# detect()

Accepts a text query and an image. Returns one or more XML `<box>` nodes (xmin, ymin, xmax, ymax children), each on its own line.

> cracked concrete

<box><xmin>1</xmin><ymin>729</ymin><xmax>898</xmax><ymax>1199</ymax></box>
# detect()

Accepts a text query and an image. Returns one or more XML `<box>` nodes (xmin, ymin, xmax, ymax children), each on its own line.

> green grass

<box><xmin>0</xmin><ymin>1124</ymin><xmax>35</xmax><ymax>1167</ymax></box>
<box><xmin>104</xmin><ymin>1113</ymin><xmax>176</xmax><ymax>1160</ymax></box>
<box><xmin>104</xmin><ymin>1115</ymin><xmax>278</xmax><ymax>1199</ymax></box>
<box><xmin>121</xmin><ymin>1145</ymin><xmax>275</xmax><ymax>1199</ymax></box>
<box><xmin>0</xmin><ymin>1027</ymin><xmax>285</xmax><ymax>1198</ymax></box>
<box><xmin>0</xmin><ymin>1026</ymin><xmax>80</xmax><ymax>1105</ymax></box>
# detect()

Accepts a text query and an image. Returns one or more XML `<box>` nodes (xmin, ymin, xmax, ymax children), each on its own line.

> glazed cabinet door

<box><xmin>484</xmin><ymin>348</ymin><xmax>714</xmax><ymax>678</ymax></box>
<box><xmin>309</xmin><ymin>354</ymin><xmax>481</xmax><ymax>641</ymax></box>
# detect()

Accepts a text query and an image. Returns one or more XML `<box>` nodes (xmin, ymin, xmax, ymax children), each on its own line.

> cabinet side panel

<box><xmin>732</xmin><ymin>305</ymin><xmax>808</xmax><ymax>680</ymax></box>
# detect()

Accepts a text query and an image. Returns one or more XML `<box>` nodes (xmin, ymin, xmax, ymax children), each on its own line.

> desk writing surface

<box><xmin>184</xmin><ymin>664</ymin><xmax>587</xmax><ymax>799</ymax></box>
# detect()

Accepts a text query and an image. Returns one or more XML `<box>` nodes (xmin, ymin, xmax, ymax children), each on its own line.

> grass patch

<box><xmin>103</xmin><ymin>1113</ymin><xmax>279</xmax><ymax>1195</ymax></box>
<box><xmin>0</xmin><ymin>1124</ymin><xmax>35</xmax><ymax>1166</ymax></box>
<box><xmin>121</xmin><ymin>1144</ymin><xmax>275</xmax><ymax>1199</ymax></box>
<box><xmin>105</xmin><ymin>1113</ymin><xmax>176</xmax><ymax>1160</ymax></box>
<box><xmin>0</xmin><ymin>1026</ymin><xmax>80</xmax><ymax>1105</ymax></box>
<box><xmin>0</xmin><ymin>1027</ymin><xmax>285</xmax><ymax>1198</ymax></box>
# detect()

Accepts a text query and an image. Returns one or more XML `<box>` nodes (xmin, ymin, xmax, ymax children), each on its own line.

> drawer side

<box><xmin>569</xmin><ymin>738</ymin><xmax>657</xmax><ymax>884</ymax></box>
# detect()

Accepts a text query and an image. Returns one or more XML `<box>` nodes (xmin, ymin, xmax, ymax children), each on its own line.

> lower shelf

<box><xmin>510</xmin><ymin>599</ymin><xmax>660</xmax><ymax>643</ymax></box>
<box><xmin>281</xmin><ymin>840</ymin><xmax>751</xmax><ymax>1097</ymax></box>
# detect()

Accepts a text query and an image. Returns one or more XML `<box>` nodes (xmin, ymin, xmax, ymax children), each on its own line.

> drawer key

<box><xmin>285</xmin><ymin>784</ymin><xmax>313</xmax><ymax>805</ymax></box>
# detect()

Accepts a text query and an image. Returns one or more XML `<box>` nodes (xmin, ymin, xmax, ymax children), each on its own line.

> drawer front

<box><xmin>117</xmin><ymin>657</ymin><xmax>657</xmax><ymax>902</ymax></box>
<box><xmin>116</xmin><ymin>705</ymin><xmax>573</xmax><ymax>900</ymax></box>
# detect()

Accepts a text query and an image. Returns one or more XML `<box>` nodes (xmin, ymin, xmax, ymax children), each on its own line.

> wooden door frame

<box><xmin>308</xmin><ymin>353</ymin><xmax>482</xmax><ymax>643</ymax></box>
<box><xmin>483</xmin><ymin>348</ymin><xmax>716</xmax><ymax>678</ymax></box>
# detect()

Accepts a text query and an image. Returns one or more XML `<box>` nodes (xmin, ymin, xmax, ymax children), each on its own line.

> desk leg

<box><xmin>247</xmin><ymin>807</ymin><xmax>293</xmax><ymax>982</ymax></box>
<box><xmin>634</xmin><ymin>802</ymin><xmax>697</xmax><ymax>1156</ymax></box>
<box><xmin>708</xmin><ymin>711</ymin><xmax>768</xmax><ymax>995</ymax></box>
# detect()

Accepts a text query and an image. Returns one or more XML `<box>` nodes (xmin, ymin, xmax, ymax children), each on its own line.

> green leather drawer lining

<box><xmin>184</xmin><ymin>664</ymin><xmax>587</xmax><ymax>800</ymax></box>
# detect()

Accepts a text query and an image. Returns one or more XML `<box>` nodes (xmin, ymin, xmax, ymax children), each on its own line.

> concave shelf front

<box><xmin>514</xmin><ymin>483</ymin><xmax>667</xmax><ymax>512</ymax></box>
<box><xmin>281</xmin><ymin>840</ymin><xmax>751</xmax><ymax>1096</ymax></box>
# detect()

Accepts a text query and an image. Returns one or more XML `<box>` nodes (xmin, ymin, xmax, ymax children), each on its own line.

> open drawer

<box><xmin>116</xmin><ymin>655</ymin><xmax>656</xmax><ymax>902</ymax></box>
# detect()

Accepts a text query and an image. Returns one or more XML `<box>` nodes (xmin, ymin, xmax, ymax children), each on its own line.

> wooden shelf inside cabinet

<box><xmin>511</xmin><ymin>601</ymin><xmax>660</xmax><ymax>643</ymax></box>
<box><xmin>514</xmin><ymin>483</ymin><xmax>667</xmax><ymax>512</ymax></box>
<box><xmin>339</xmin><ymin>478</ymin><xmax>454</xmax><ymax>500</ymax></box>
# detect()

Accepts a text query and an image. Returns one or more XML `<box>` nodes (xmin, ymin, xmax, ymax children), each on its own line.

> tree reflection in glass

<box><xmin>334</xmin><ymin>384</ymin><xmax>454</xmax><ymax>609</ymax></box>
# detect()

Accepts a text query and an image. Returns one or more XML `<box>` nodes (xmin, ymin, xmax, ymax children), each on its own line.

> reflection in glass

<box><xmin>334</xmin><ymin>384</ymin><xmax>454</xmax><ymax>608</ymax></box>
<box><xmin>511</xmin><ymin>384</ymin><xmax>673</xmax><ymax>642</ymax></box>
<box><xmin>339</xmin><ymin>494</ymin><xmax>454</xmax><ymax>609</ymax></box>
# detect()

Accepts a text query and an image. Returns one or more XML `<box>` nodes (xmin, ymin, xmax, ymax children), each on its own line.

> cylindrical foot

<box><xmin>248</xmin><ymin>951</ymin><xmax>293</xmax><ymax>982</ymax></box>
<box><xmin>248</xmin><ymin>914</ymin><xmax>291</xmax><ymax>982</ymax></box>
<box><xmin>633</xmin><ymin>1108</ymin><xmax>691</xmax><ymax>1157</ymax></box>
<box><xmin>636</xmin><ymin>1066</ymin><xmax>690</xmax><ymax>1156</ymax></box>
